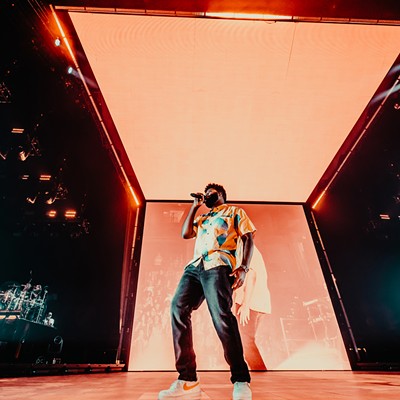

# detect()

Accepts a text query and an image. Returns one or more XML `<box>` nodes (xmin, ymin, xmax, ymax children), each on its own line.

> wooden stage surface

<box><xmin>1</xmin><ymin>370</ymin><xmax>400</xmax><ymax>399</ymax></box>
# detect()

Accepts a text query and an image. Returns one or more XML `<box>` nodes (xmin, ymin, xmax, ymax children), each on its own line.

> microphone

<box><xmin>190</xmin><ymin>193</ymin><xmax>204</xmax><ymax>199</ymax></box>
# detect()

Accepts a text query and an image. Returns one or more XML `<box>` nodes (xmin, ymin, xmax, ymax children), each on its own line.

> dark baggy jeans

<box><xmin>171</xmin><ymin>262</ymin><xmax>250</xmax><ymax>383</ymax></box>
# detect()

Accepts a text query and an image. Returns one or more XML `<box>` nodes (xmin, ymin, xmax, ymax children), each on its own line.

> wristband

<box><xmin>239</xmin><ymin>265</ymin><xmax>249</xmax><ymax>273</ymax></box>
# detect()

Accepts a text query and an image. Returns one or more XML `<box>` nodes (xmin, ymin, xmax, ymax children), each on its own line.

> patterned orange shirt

<box><xmin>186</xmin><ymin>204</ymin><xmax>256</xmax><ymax>271</ymax></box>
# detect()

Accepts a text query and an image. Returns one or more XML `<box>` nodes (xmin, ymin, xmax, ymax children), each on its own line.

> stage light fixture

<box><xmin>67</xmin><ymin>66</ymin><xmax>74</xmax><ymax>74</ymax></box>
<box><xmin>379</xmin><ymin>214</ymin><xmax>390</xmax><ymax>220</ymax></box>
<box><xmin>44</xmin><ymin>183</ymin><xmax>68</xmax><ymax>205</ymax></box>
<box><xmin>65</xmin><ymin>210</ymin><xmax>77</xmax><ymax>219</ymax></box>
<box><xmin>20</xmin><ymin>174</ymin><xmax>30</xmax><ymax>180</ymax></box>
<box><xmin>47</xmin><ymin>210</ymin><xmax>57</xmax><ymax>218</ymax></box>
<box><xmin>45</xmin><ymin>197</ymin><xmax>57</xmax><ymax>205</ymax></box>
<box><xmin>18</xmin><ymin>149</ymin><xmax>30</xmax><ymax>161</ymax></box>
<box><xmin>39</xmin><ymin>174</ymin><xmax>52</xmax><ymax>181</ymax></box>
<box><xmin>55</xmin><ymin>37</ymin><xmax>61</xmax><ymax>46</ymax></box>
<box><xmin>11</xmin><ymin>128</ymin><xmax>24</xmax><ymax>134</ymax></box>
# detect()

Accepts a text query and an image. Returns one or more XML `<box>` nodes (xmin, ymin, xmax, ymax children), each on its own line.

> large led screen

<box><xmin>69</xmin><ymin>12</ymin><xmax>400</xmax><ymax>202</ymax></box>
<box><xmin>129</xmin><ymin>202</ymin><xmax>350</xmax><ymax>370</ymax></box>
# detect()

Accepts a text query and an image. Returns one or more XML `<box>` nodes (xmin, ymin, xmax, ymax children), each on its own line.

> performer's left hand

<box><xmin>230</xmin><ymin>268</ymin><xmax>246</xmax><ymax>290</ymax></box>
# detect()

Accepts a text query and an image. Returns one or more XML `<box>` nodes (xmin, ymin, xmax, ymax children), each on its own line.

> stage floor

<box><xmin>1</xmin><ymin>370</ymin><xmax>400</xmax><ymax>399</ymax></box>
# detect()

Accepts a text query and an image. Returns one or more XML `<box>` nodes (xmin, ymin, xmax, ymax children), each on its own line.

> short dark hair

<box><xmin>204</xmin><ymin>183</ymin><xmax>227</xmax><ymax>202</ymax></box>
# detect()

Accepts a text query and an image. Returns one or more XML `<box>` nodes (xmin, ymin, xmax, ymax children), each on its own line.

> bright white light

<box><xmin>206</xmin><ymin>12</ymin><xmax>291</xmax><ymax>20</ymax></box>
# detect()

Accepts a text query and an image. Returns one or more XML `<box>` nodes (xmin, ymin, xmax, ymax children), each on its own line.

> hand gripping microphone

<box><xmin>190</xmin><ymin>193</ymin><xmax>204</xmax><ymax>199</ymax></box>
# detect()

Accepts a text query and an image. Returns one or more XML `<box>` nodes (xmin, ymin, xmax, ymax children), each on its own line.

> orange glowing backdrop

<box><xmin>130</xmin><ymin>202</ymin><xmax>351</xmax><ymax>371</ymax></box>
<box><xmin>68</xmin><ymin>12</ymin><xmax>400</xmax><ymax>202</ymax></box>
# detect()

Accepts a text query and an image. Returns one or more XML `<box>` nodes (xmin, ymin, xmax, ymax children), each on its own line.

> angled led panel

<box><xmin>69</xmin><ymin>12</ymin><xmax>400</xmax><ymax>201</ymax></box>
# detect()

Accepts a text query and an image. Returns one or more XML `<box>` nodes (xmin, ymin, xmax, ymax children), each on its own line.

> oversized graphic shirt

<box><xmin>186</xmin><ymin>204</ymin><xmax>256</xmax><ymax>271</ymax></box>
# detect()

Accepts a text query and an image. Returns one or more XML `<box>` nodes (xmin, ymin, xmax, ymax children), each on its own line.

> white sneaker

<box><xmin>158</xmin><ymin>379</ymin><xmax>201</xmax><ymax>399</ymax></box>
<box><xmin>233</xmin><ymin>382</ymin><xmax>252</xmax><ymax>400</ymax></box>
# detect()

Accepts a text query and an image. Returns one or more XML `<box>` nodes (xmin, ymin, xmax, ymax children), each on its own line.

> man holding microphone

<box><xmin>159</xmin><ymin>183</ymin><xmax>255</xmax><ymax>400</ymax></box>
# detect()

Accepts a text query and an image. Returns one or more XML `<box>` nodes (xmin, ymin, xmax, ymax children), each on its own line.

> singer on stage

<box><xmin>159</xmin><ymin>183</ymin><xmax>255</xmax><ymax>400</ymax></box>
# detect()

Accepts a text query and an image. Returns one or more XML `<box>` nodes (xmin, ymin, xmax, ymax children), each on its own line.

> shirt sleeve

<box><xmin>235</xmin><ymin>207</ymin><xmax>256</xmax><ymax>237</ymax></box>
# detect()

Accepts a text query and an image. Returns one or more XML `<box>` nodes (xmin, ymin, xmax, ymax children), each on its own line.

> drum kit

<box><xmin>0</xmin><ymin>282</ymin><xmax>48</xmax><ymax>324</ymax></box>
